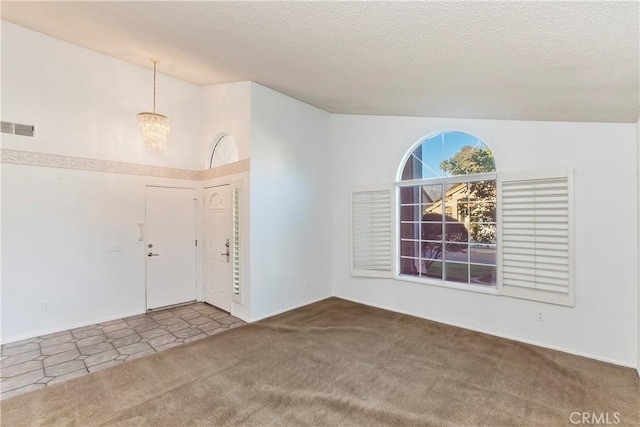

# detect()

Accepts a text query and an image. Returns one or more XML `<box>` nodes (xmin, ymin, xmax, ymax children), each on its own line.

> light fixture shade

<box><xmin>137</xmin><ymin>112</ymin><xmax>170</xmax><ymax>151</ymax></box>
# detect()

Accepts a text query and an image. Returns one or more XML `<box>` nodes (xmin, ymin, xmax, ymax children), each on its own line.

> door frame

<box><xmin>144</xmin><ymin>184</ymin><xmax>201</xmax><ymax>311</ymax></box>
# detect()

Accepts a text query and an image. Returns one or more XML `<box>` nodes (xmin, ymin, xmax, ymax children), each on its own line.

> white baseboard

<box><xmin>335</xmin><ymin>294</ymin><xmax>637</xmax><ymax>369</ymax></box>
<box><xmin>249</xmin><ymin>295</ymin><xmax>332</xmax><ymax>323</ymax></box>
<box><xmin>1</xmin><ymin>310</ymin><xmax>144</xmax><ymax>346</ymax></box>
<box><xmin>231</xmin><ymin>311</ymin><xmax>251</xmax><ymax>323</ymax></box>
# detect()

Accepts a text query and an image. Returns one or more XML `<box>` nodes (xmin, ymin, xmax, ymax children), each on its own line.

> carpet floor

<box><xmin>1</xmin><ymin>297</ymin><xmax>638</xmax><ymax>426</ymax></box>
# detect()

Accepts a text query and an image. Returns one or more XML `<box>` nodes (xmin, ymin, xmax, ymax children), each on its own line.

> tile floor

<box><xmin>0</xmin><ymin>302</ymin><xmax>244</xmax><ymax>400</ymax></box>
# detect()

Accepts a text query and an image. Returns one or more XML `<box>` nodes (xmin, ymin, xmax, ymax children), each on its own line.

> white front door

<box><xmin>146</xmin><ymin>186</ymin><xmax>197</xmax><ymax>310</ymax></box>
<box><xmin>204</xmin><ymin>185</ymin><xmax>232</xmax><ymax>311</ymax></box>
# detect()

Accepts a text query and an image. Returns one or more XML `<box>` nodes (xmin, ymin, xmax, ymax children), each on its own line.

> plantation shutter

<box><xmin>498</xmin><ymin>169</ymin><xmax>574</xmax><ymax>306</ymax></box>
<box><xmin>351</xmin><ymin>187</ymin><xmax>394</xmax><ymax>278</ymax></box>
<box><xmin>231</xmin><ymin>181</ymin><xmax>243</xmax><ymax>304</ymax></box>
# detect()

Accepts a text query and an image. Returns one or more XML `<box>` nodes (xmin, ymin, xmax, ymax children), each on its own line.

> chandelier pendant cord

<box><xmin>153</xmin><ymin>60</ymin><xmax>157</xmax><ymax>113</ymax></box>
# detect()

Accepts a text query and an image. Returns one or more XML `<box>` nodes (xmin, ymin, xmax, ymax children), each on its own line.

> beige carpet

<box><xmin>1</xmin><ymin>298</ymin><xmax>638</xmax><ymax>426</ymax></box>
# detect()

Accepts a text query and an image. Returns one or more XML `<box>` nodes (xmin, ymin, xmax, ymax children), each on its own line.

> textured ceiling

<box><xmin>2</xmin><ymin>1</ymin><xmax>639</xmax><ymax>122</ymax></box>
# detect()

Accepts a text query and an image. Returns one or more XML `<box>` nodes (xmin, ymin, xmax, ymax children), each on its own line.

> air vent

<box><xmin>1</xmin><ymin>121</ymin><xmax>35</xmax><ymax>137</ymax></box>
<box><xmin>1</xmin><ymin>121</ymin><xmax>13</xmax><ymax>134</ymax></box>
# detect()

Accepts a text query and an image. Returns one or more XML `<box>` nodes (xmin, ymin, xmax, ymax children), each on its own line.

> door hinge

<box><xmin>195</xmin><ymin>239</ymin><xmax>198</xmax><ymax>247</ymax></box>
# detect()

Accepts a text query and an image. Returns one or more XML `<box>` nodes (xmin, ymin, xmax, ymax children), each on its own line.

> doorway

<box><xmin>203</xmin><ymin>185</ymin><xmax>233</xmax><ymax>311</ymax></box>
<box><xmin>145</xmin><ymin>186</ymin><xmax>197</xmax><ymax>310</ymax></box>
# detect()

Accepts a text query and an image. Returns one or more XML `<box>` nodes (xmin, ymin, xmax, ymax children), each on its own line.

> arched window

<box><xmin>208</xmin><ymin>133</ymin><xmax>239</xmax><ymax>169</ymax></box>
<box><xmin>397</xmin><ymin>131</ymin><xmax>497</xmax><ymax>287</ymax></box>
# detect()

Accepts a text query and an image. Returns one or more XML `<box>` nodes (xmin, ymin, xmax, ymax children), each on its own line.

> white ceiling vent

<box><xmin>1</xmin><ymin>121</ymin><xmax>35</xmax><ymax>137</ymax></box>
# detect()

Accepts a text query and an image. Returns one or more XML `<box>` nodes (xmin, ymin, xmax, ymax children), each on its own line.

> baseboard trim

<box><xmin>1</xmin><ymin>310</ymin><xmax>144</xmax><ymax>346</ymax></box>
<box><xmin>231</xmin><ymin>312</ymin><xmax>251</xmax><ymax>323</ymax></box>
<box><xmin>335</xmin><ymin>294</ymin><xmax>637</xmax><ymax>369</ymax></box>
<box><xmin>249</xmin><ymin>295</ymin><xmax>332</xmax><ymax>323</ymax></box>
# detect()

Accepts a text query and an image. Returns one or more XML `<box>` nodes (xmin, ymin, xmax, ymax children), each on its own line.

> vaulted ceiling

<box><xmin>2</xmin><ymin>1</ymin><xmax>639</xmax><ymax>122</ymax></box>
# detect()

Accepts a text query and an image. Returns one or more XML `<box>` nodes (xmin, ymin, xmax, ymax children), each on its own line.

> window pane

<box><xmin>422</xmin><ymin>205</ymin><xmax>443</xmax><ymax>220</ymax></box>
<box><xmin>469</xmin><ymin>180</ymin><xmax>496</xmax><ymax>202</ymax></box>
<box><xmin>444</xmin><ymin>243</ymin><xmax>468</xmax><ymax>262</ymax></box>
<box><xmin>421</xmin><ymin>260</ymin><xmax>442</xmax><ymax>279</ymax></box>
<box><xmin>445</xmin><ymin>262</ymin><xmax>468</xmax><ymax>283</ymax></box>
<box><xmin>445</xmin><ymin>222</ymin><xmax>468</xmax><ymax>243</ymax></box>
<box><xmin>421</xmin><ymin>242</ymin><xmax>442</xmax><ymax>260</ymax></box>
<box><xmin>442</xmin><ymin>135</ymin><xmax>496</xmax><ymax>177</ymax></box>
<box><xmin>400</xmin><ymin>186</ymin><xmax>420</xmax><ymax>204</ymax></box>
<box><xmin>419</xmin><ymin>135</ymin><xmax>444</xmax><ymax>179</ymax></box>
<box><xmin>452</xmin><ymin>200</ymin><xmax>471</xmax><ymax>224</ymax></box>
<box><xmin>470</xmin><ymin>264</ymin><xmax>496</xmax><ymax>285</ymax></box>
<box><xmin>400</xmin><ymin>132</ymin><xmax>495</xmax><ymax>182</ymax></box>
<box><xmin>470</xmin><ymin>245</ymin><xmax>497</xmax><ymax>265</ymax></box>
<box><xmin>421</xmin><ymin>184</ymin><xmax>443</xmax><ymax>204</ymax></box>
<box><xmin>468</xmin><ymin>224</ymin><xmax>496</xmax><ymax>244</ymax></box>
<box><xmin>400</xmin><ymin>257</ymin><xmax>419</xmax><ymax>276</ymax></box>
<box><xmin>400</xmin><ymin>240</ymin><xmax>420</xmax><ymax>258</ymax></box>
<box><xmin>400</xmin><ymin>222</ymin><xmax>419</xmax><ymax>239</ymax></box>
<box><xmin>468</xmin><ymin>202</ymin><xmax>496</xmax><ymax>222</ymax></box>
<box><xmin>421</xmin><ymin>222</ymin><xmax>442</xmax><ymax>241</ymax></box>
<box><xmin>400</xmin><ymin>205</ymin><xmax>421</xmax><ymax>221</ymax></box>
<box><xmin>401</xmin><ymin>154</ymin><xmax>423</xmax><ymax>180</ymax></box>
<box><xmin>444</xmin><ymin>182</ymin><xmax>468</xmax><ymax>223</ymax></box>
<box><xmin>422</xmin><ymin>210</ymin><xmax>443</xmax><ymax>222</ymax></box>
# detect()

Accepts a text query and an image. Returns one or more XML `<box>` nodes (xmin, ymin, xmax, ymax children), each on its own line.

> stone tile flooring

<box><xmin>0</xmin><ymin>302</ymin><xmax>244</xmax><ymax>400</ymax></box>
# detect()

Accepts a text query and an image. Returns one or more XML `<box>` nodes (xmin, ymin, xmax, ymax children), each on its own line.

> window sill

<box><xmin>395</xmin><ymin>274</ymin><xmax>500</xmax><ymax>296</ymax></box>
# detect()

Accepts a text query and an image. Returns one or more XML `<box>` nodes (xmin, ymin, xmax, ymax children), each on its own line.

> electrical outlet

<box><xmin>42</xmin><ymin>301</ymin><xmax>49</xmax><ymax>311</ymax></box>
<box><xmin>536</xmin><ymin>310</ymin><xmax>544</xmax><ymax>321</ymax></box>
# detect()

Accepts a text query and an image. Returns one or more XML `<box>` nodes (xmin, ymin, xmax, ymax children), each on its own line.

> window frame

<box><xmin>395</xmin><ymin>172</ymin><xmax>500</xmax><ymax>294</ymax></box>
<box><xmin>394</xmin><ymin>130</ymin><xmax>499</xmax><ymax>294</ymax></box>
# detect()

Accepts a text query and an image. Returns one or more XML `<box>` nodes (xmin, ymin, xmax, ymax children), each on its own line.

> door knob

<box><xmin>148</xmin><ymin>252</ymin><xmax>159</xmax><ymax>257</ymax></box>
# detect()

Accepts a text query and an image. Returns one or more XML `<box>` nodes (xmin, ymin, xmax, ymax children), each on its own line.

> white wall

<box><xmin>637</xmin><ymin>118</ymin><xmax>640</xmax><ymax>374</ymax></box>
<box><xmin>332</xmin><ymin>115</ymin><xmax>638</xmax><ymax>367</ymax></box>
<box><xmin>1</xmin><ymin>21</ymin><xmax>203</xmax><ymax>343</ymax></box>
<box><xmin>201</xmin><ymin>82</ymin><xmax>252</xmax><ymax>165</ymax></box>
<box><xmin>1</xmin><ymin>165</ymin><xmax>199</xmax><ymax>342</ymax></box>
<box><xmin>249</xmin><ymin>83</ymin><xmax>332</xmax><ymax>320</ymax></box>
<box><xmin>1</xmin><ymin>21</ymin><xmax>202</xmax><ymax>169</ymax></box>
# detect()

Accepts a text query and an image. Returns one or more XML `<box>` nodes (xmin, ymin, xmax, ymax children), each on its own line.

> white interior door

<box><xmin>146</xmin><ymin>186</ymin><xmax>197</xmax><ymax>310</ymax></box>
<box><xmin>204</xmin><ymin>185</ymin><xmax>232</xmax><ymax>311</ymax></box>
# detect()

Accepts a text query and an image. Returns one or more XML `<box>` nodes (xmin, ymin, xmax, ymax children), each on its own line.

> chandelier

<box><xmin>137</xmin><ymin>60</ymin><xmax>170</xmax><ymax>150</ymax></box>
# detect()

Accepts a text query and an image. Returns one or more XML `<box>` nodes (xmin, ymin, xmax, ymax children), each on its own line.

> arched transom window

<box><xmin>398</xmin><ymin>131</ymin><xmax>497</xmax><ymax>287</ymax></box>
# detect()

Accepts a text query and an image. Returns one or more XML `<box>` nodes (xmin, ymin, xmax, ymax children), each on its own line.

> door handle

<box><xmin>148</xmin><ymin>252</ymin><xmax>159</xmax><ymax>257</ymax></box>
<box><xmin>221</xmin><ymin>238</ymin><xmax>230</xmax><ymax>257</ymax></box>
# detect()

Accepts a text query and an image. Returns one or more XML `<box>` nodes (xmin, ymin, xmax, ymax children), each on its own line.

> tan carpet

<box><xmin>1</xmin><ymin>297</ymin><xmax>638</xmax><ymax>426</ymax></box>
